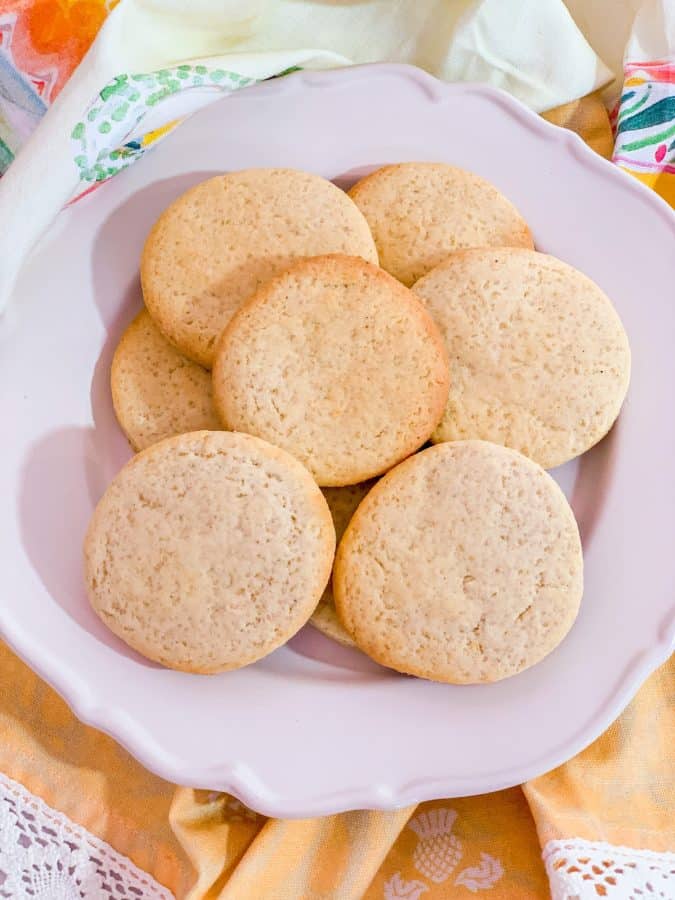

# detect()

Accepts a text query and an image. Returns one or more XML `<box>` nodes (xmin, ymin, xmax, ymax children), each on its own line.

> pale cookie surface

<box><xmin>348</xmin><ymin>162</ymin><xmax>533</xmax><ymax>286</ymax></box>
<box><xmin>310</xmin><ymin>481</ymin><xmax>375</xmax><ymax>647</ymax></box>
<box><xmin>84</xmin><ymin>431</ymin><xmax>335</xmax><ymax>673</ymax></box>
<box><xmin>212</xmin><ymin>255</ymin><xmax>450</xmax><ymax>486</ymax></box>
<box><xmin>334</xmin><ymin>441</ymin><xmax>583</xmax><ymax>684</ymax></box>
<box><xmin>412</xmin><ymin>249</ymin><xmax>631</xmax><ymax>469</ymax></box>
<box><xmin>111</xmin><ymin>309</ymin><xmax>221</xmax><ymax>452</ymax></box>
<box><xmin>141</xmin><ymin>169</ymin><xmax>378</xmax><ymax>366</ymax></box>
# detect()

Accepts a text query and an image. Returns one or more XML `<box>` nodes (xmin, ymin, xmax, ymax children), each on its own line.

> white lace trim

<box><xmin>544</xmin><ymin>838</ymin><xmax>675</xmax><ymax>900</ymax></box>
<box><xmin>4</xmin><ymin>773</ymin><xmax>674</xmax><ymax>900</ymax></box>
<box><xmin>0</xmin><ymin>770</ymin><xmax>174</xmax><ymax>899</ymax></box>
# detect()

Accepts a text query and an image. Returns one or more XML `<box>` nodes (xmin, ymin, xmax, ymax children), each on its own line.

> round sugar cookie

<box><xmin>141</xmin><ymin>169</ymin><xmax>378</xmax><ymax>366</ymax></box>
<box><xmin>411</xmin><ymin>249</ymin><xmax>631</xmax><ymax>468</ymax></box>
<box><xmin>348</xmin><ymin>162</ymin><xmax>533</xmax><ymax>286</ymax></box>
<box><xmin>310</xmin><ymin>481</ymin><xmax>375</xmax><ymax>647</ymax></box>
<box><xmin>334</xmin><ymin>441</ymin><xmax>583</xmax><ymax>684</ymax></box>
<box><xmin>111</xmin><ymin>309</ymin><xmax>221</xmax><ymax>452</ymax></box>
<box><xmin>84</xmin><ymin>431</ymin><xmax>336</xmax><ymax>673</ymax></box>
<box><xmin>212</xmin><ymin>255</ymin><xmax>450</xmax><ymax>487</ymax></box>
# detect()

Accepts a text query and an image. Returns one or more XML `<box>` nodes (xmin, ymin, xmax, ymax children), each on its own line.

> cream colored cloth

<box><xmin>0</xmin><ymin>0</ymin><xmax>613</xmax><ymax>314</ymax></box>
<box><xmin>564</xmin><ymin>0</ymin><xmax>645</xmax><ymax>101</ymax></box>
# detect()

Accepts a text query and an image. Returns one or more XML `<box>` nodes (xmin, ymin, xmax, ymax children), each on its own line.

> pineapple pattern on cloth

<box><xmin>383</xmin><ymin>808</ymin><xmax>505</xmax><ymax>897</ymax></box>
<box><xmin>410</xmin><ymin>809</ymin><xmax>463</xmax><ymax>883</ymax></box>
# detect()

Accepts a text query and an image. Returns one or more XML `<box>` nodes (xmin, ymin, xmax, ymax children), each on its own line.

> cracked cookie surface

<box><xmin>212</xmin><ymin>255</ymin><xmax>450</xmax><ymax>486</ymax></box>
<box><xmin>141</xmin><ymin>169</ymin><xmax>378</xmax><ymax>367</ymax></box>
<box><xmin>311</xmin><ymin>480</ymin><xmax>375</xmax><ymax>646</ymax></box>
<box><xmin>84</xmin><ymin>430</ymin><xmax>335</xmax><ymax>672</ymax></box>
<box><xmin>348</xmin><ymin>162</ymin><xmax>533</xmax><ymax>286</ymax></box>
<box><xmin>334</xmin><ymin>440</ymin><xmax>583</xmax><ymax>683</ymax></box>
<box><xmin>412</xmin><ymin>249</ymin><xmax>631</xmax><ymax>468</ymax></box>
<box><xmin>111</xmin><ymin>309</ymin><xmax>221</xmax><ymax>452</ymax></box>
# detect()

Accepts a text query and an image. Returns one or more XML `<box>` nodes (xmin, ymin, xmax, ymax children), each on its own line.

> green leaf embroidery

<box><xmin>617</xmin><ymin>96</ymin><xmax>675</xmax><ymax>135</ymax></box>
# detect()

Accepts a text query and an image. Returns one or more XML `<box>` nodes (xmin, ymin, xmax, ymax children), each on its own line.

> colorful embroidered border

<box><xmin>613</xmin><ymin>59</ymin><xmax>675</xmax><ymax>175</ymax></box>
<box><xmin>70</xmin><ymin>65</ymin><xmax>255</xmax><ymax>186</ymax></box>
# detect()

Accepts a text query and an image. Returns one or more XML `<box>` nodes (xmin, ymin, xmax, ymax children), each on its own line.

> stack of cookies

<box><xmin>84</xmin><ymin>163</ymin><xmax>630</xmax><ymax>683</ymax></box>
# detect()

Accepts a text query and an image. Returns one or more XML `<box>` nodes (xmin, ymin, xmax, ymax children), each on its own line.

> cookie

<box><xmin>310</xmin><ymin>481</ymin><xmax>375</xmax><ymax>646</ymax></box>
<box><xmin>212</xmin><ymin>255</ymin><xmax>450</xmax><ymax>486</ymax></box>
<box><xmin>141</xmin><ymin>169</ymin><xmax>378</xmax><ymax>366</ymax></box>
<box><xmin>111</xmin><ymin>309</ymin><xmax>221</xmax><ymax>452</ymax></box>
<box><xmin>84</xmin><ymin>431</ymin><xmax>336</xmax><ymax>673</ymax></box>
<box><xmin>411</xmin><ymin>249</ymin><xmax>631</xmax><ymax>468</ymax></box>
<box><xmin>334</xmin><ymin>441</ymin><xmax>583</xmax><ymax>684</ymax></box>
<box><xmin>348</xmin><ymin>162</ymin><xmax>533</xmax><ymax>286</ymax></box>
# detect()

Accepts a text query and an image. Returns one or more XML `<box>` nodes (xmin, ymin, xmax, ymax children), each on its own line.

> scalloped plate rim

<box><xmin>2</xmin><ymin>63</ymin><xmax>674</xmax><ymax>818</ymax></box>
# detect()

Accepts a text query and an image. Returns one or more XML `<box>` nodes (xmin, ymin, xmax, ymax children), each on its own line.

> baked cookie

<box><xmin>310</xmin><ymin>481</ymin><xmax>375</xmax><ymax>646</ymax></box>
<box><xmin>141</xmin><ymin>169</ymin><xmax>378</xmax><ymax>366</ymax></box>
<box><xmin>212</xmin><ymin>255</ymin><xmax>450</xmax><ymax>486</ymax></box>
<box><xmin>334</xmin><ymin>441</ymin><xmax>583</xmax><ymax>684</ymax></box>
<box><xmin>111</xmin><ymin>309</ymin><xmax>221</xmax><ymax>452</ymax></box>
<box><xmin>412</xmin><ymin>249</ymin><xmax>631</xmax><ymax>468</ymax></box>
<box><xmin>84</xmin><ymin>431</ymin><xmax>335</xmax><ymax>673</ymax></box>
<box><xmin>348</xmin><ymin>162</ymin><xmax>533</xmax><ymax>286</ymax></box>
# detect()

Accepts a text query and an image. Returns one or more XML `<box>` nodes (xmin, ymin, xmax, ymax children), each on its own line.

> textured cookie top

<box><xmin>212</xmin><ymin>255</ymin><xmax>450</xmax><ymax>486</ymax></box>
<box><xmin>348</xmin><ymin>162</ymin><xmax>533</xmax><ymax>286</ymax></box>
<box><xmin>412</xmin><ymin>249</ymin><xmax>631</xmax><ymax>468</ymax></box>
<box><xmin>310</xmin><ymin>480</ymin><xmax>375</xmax><ymax>647</ymax></box>
<box><xmin>141</xmin><ymin>169</ymin><xmax>378</xmax><ymax>366</ymax></box>
<box><xmin>84</xmin><ymin>431</ymin><xmax>335</xmax><ymax>673</ymax></box>
<box><xmin>111</xmin><ymin>310</ymin><xmax>221</xmax><ymax>452</ymax></box>
<box><xmin>334</xmin><ymin>441</ymin><xmax>583</xmax><ymax>684</ymax></box>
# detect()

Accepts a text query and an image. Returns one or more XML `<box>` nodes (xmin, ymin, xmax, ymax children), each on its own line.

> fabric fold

<box><xmin>0</xmin><ymin>0</ymin><xmax>611</xmax><ymax>313</ymax></box>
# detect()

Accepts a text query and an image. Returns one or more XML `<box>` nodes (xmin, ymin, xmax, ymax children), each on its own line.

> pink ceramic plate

<box><xmin>2</xmin><ymin>65</ymin><xmax>674</xmax><ymax>817</ymax></box>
